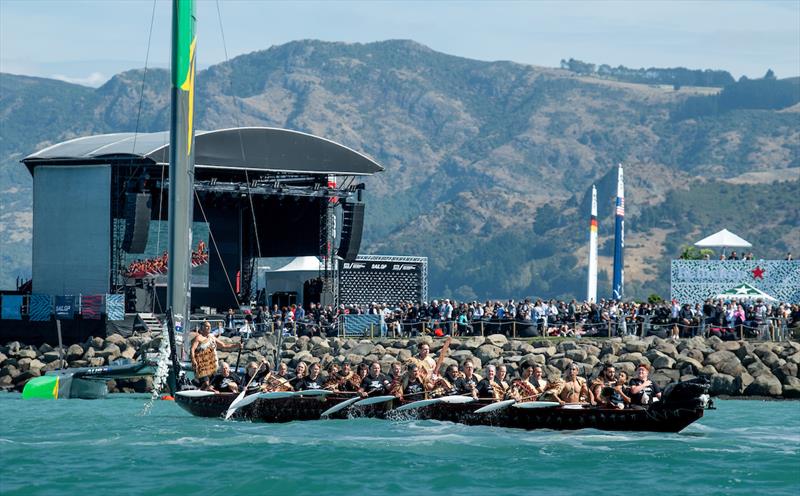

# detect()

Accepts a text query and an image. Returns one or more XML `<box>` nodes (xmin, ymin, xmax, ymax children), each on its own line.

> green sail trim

<box><xmin>172</xmin><ymin>0</ymin><xmax>196</xmax><ymax>88</ymax></box>
<box><xmin>22</xmin><ymin>375</ymin><xmax>59</xmax><ymax>400</ymax></box>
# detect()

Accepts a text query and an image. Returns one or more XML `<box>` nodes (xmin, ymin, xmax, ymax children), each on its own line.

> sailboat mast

<box><xmin>612</xmin><ymin>165</ymin><xmax>625</xmax><ymax>300</ymax></box>
<box><xmin>586</xmin><ymin>185</ymin><xmax>598</xmax><ymax>303</ymax></box>
<box><xmin>167</xmin><ymin>0</ymin><xmax>197</xmax><ymax>334</ymax></box>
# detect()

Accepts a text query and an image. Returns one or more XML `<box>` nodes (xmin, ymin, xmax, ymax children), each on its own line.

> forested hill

<box><xmin>1</xmin><ymin>40</ymin><xmax>798</xmax><ymax>299</ymax></box>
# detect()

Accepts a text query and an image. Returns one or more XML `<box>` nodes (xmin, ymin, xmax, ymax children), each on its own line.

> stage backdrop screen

<box><xmin>118</xmin><ymin>220</ymin><xmax>210</xmax><ymax>287</ymax></box>
<box><xmin>33</xmin><ymin>165</ymin><xmax>111</xmax><ymax>296</ymax></box>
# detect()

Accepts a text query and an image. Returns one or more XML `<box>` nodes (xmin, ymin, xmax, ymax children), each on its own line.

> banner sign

<box><xmin>54</xmin><ymin>295</ymin><xmax>76</xmax><ymax>320</ymax></box>
<box><xmin>81</xmin><ymin>294</ymin><xmax>104</xmax><ymax>320</ymax></box>
<box><xmin>671</xmin><ymin>260</ymin><xmax>800</xmax><ymax>304</ymax></box>
<box><xmin>339</xmin><ymin>255</ymin><xmax>428</xmax><ymax>307</ymax></box>
<box><xmin>1</xmin><ymin>295</ymin><xmax>23</xmax><ymax>320</ymax></box>
<box><xmin>28</xmin><ymin>294</ymin><xmax>52</xmax><ymax>321</ymax></box>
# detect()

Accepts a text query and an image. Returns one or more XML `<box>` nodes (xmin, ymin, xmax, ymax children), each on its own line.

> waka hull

<box><xmin>174</xmin><ymin>392</ymin><xmax>357</xmax><ymax>420</ymax></box>
<box><xmin>174</xmin><ymin>379</ymin><xmax>710</xmax><ymax>433</ymax></box>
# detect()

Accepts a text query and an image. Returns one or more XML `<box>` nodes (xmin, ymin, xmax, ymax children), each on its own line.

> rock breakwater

<box><xmin>2</xmin><ymin>334</ymin><xmax>798</xmax><ymax>398</ymax></box>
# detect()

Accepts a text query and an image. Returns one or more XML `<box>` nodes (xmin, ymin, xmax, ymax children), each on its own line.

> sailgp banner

<box><xmin>54</xmin><ymin>295</ymin><xmax>76</xmax><ymax>320</ymax></box>
<box><xmin>671</xmin><ymin>260</ymin><xmax>800</xmax><ymax>304</ymax></box>
<box><xmin>339</xmin><ymin>255</ymin><xmax>428</xmax><ymax>307</ymax></box>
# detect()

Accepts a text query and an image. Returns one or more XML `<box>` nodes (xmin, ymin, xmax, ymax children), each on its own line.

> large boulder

<box><xmin>549</xmin><ymin>358</ymin><xmax>573</xmax><ymax>371</ymax></box>
<box><xmin>66</xmin><ymin>344</ymin><xmax>84</xmax><ymax>361</ymax></box>
<box><xmin>773</xmin><ymin>362</ymin><xmax>798</xmax><ymax>384</ymax></box>
<box><xmin>704</xmin><ymin>350</ymin><xmax>737</xmax><ymax>368</ymax></box>
<box><xmin>485</xmin><ymin>334</ymin><xmax>508</xmax><ymax>347</ymax></box>
<box><xmin>716</xmin><ymin>359</ymin><xmax>746</xmax><ymax>377</ymax></box>
<box><xmin>619</xmin><ymin>352</ymin><xmax>644</xmax><ymax>364</ymax></box>
<box><xmin>746</xmin><ymin>360</ymin><xmax>772</xmax><ymax>378</ymax></box>
<box><xmin>624</xmin><ymin>341</ymin><xmax>648</xmax><ymax>354</ymax></box>
<box><xmin>712</xmin><ymin>340</ymin><xmax>741</xmax><ymax>353</ymax></box>
<box><xmin>520</xmin><ymin>353</ymin><xmax>546</xmax><ymax>366</ymax></box>
<box><xmin>15</xmin><ymin>349</ymin><xmax>37</xmax><ymax>360</ymax></box>
<box><xmin>710</xmin><ymin>374</ymin><xmax>737</xmax><ymax>395</ymax></box>
<box><xmin>614</xmin><ymin>361</ymin><xmax>636</xmax><ymax>376</ymax></box>
<box><xmin>754</xmin><ymin>347</ymin><xmax>782</xmax><ymax>368</ymax></box>
<box><xmin>41</xmin><ymin>351</ymin><xmax>62</xmax><ymax>363</ymax></box>
<box><xmin>0</xmin><ymin>365</ymin><xmax>19</xmax><ymax>379</ymax></box>
<box><xmin>652</xmin><ymin>355</ymin><xmax>676</xmax><ymax>370</ymax></box>
<box><xmin>744</xmin><ymin>374</ymin><xmax>782</xmax><ymax>396</ymax></box>
<box><xmin>88</xmin><ymin>357</ymin><xmax>105</xmax><ymax>367</ymax></box>
<box><xmin>601</xmin><ymin>341</ymin><xmax>623</xmax><ymax>357</ymax></box>
<box><xmin>396</xmin><ymin>349</ymin><xmax>412</xmax><ymax>362</ymax></box>
<box><xmin>351</xmin><ymin>342</ymin><xmax>375</xmax><ymax>357</ymax></box>
<box><xmin>462</xmin><ymin>337</ymin><xmax>486</xmax><ymax>350</ymax></box>
<box><xmin>450</xmin><ymin>350</ymin><xmax>477</xmax><ymax>364</ymax></box>
<box><xmin>565</xmin><ymin>349</ymin><xmax>588</xmax><ymax>362</ymax></box>
<box><xmin>733</xmin><ymin>372</ymin><xmax>754</xmax><ymax>394</ymax></box>
<box><xmin>676</xmin><ymin>357</ymin><xmax>704</xmax><ymax>375</ymax></box>
<box><xmin>782</xmin><ymin>376</ymin><xmax>800</xmax><ymax>398</ymax></box>
<box><xmin>654</xmin><ymin>341</ymin><xmax>679</xmax><ymax>358</ymax></box>
<box><xmin>681</xmin><ymin>348</ymin><xmax>706</xmax><ymax>363</ymax></box>
<box><xmin>531</xmin><ymin>346</ymin><xmax>557</xmax><ymax>357</ymax></box>
<box><xmin>104</xmin><ymin>334</ymin><xmax>127</xmax><ymax>347</ymax></box>
<box><xmin>95</xmin><ymin>344</ymin><xmax>121</xmax><ymax>361</ymax></box>
<box><xmin>652</xmin><ymin>369</ymin><xmax>680</xmax><ymax>387</ymax></box>
<box><xmin>698</xmin><ymin>365</ymin><xmax>718</xmax><ymax>378</ymax></box>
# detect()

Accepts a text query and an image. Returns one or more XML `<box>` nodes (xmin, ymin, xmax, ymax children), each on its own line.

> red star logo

<box><xmin>752</xmin><ymin>266</ymin><xmax>765</xmax><ymax>279</ymax></box>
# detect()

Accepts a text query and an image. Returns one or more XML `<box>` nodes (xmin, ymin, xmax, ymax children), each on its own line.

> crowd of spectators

<box><xmin>216</xmin><ymin>296</ymin><xmax>799</xmax><ymax>342</ymax></box>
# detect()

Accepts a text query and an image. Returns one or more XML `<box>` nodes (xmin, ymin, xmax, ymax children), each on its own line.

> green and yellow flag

<box><xmin>172</xmin><ymin>0</ymin><xmax>196</xmax><ymax>156</ymax></box>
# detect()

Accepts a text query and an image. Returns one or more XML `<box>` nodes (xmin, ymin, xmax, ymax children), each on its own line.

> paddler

<box><xmin>358</xmin><ymin>362</ymin><xmax>391</xmax><ymax>398</ymax></box>
<box><xmin>296</xmin><ymin>363</ymin><xmax>325</xmax><ymax>391</ymax></box>
<box><xmin>475</xmin><ymin>364</ymin><xmax>503</xmax><ymax>401</ymax></box>
<box><xmin>401</xmin><ymin>364</ymin><xmax>427</xmax><ymax>399</ymax></box>
<box><xmin>454</xmin><ymin>360</ymin><xmax>479</xmax><ymax>398</ymax></box>
<box><xmin>289</xmin><ymin>362</ymin><xmax>307</xmax><ymax>390</ymax></box>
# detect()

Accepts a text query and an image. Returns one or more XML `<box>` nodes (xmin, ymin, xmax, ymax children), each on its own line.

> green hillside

<box><xmin>1</xmin><ymin>40</ymin><xmax>798</xmax><ymax>300</ymax></box>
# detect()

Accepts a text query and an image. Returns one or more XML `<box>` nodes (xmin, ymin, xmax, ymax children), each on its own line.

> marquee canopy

<box><xmin>694</xmin><ymin>229</ymin><xmax>752</xmax><ymax>249</ymax></box>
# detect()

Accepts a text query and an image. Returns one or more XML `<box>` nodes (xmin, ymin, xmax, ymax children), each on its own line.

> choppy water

<box><xmin>0</xmin><ymin>395</ymin><xmax>798</xmax><ymax>495</ymax></box>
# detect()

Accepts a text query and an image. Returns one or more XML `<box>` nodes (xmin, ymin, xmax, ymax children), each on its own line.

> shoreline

<box><xmin>2</xmin><ymin>334</ymin><xmax>798</xmax><ymax>399</ymax></box>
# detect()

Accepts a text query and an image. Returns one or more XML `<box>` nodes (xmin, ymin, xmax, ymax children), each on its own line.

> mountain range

<box><xmin>1</xmin><ymin>40</ymin><xmax>798</xmax><ymax>301</ymax></box>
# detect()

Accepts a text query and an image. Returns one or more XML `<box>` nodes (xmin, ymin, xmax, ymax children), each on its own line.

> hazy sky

<box><xmin>1</xmin><ymin>0</ymin><xmax>798</xmax><ymax>87</ymax></box>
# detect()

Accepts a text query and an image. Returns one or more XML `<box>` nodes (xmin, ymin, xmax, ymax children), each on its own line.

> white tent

<box><xmin>271</xmin><ymin>256</ymin><xmax>324</xmax><ymax>273</ymax></box>
<box><xmin>258</xmin><ymin>257</ymin><xmax>324</xmax><ymax>307</ymax></box>
<box><xmin>714</xmin><ymin>283</ymin><xmax>776</xmax><ymax>302</ymax></box>
<box><xmin>694</xmin><ymin>229</ymin><xmax>752</xmax><ymax>250</ymax></box>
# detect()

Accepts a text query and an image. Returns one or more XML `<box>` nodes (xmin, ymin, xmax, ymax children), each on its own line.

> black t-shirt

<box><xmin>629</xmin><ymin>378</ymin><xmax>661</xmax><ymax>405</ymax></box>
<box><xmin>475</xmin><ymin>378</ymin><xmax>496</xmax><ymax>399</ymax></box>
<box><xmin>211</xmin><ymin>372</ymin><xmax>241</xmax><ymax>392</ymax></box>
<box><xmin>455</xmin><ymin>375</ymin><xmax>478</xmax><ymax>395</ymax></box>
<box><xmin>289</xmin><ymin>374</ymin><xmax>305</xmax><ymax>390</ymax></box>
<box><xmin>404</xmin><ymin>378</ymin><xmax>426</xmax><ymax>397</ymax></box>
<box><xmin>296</xmin><ymin>375</ymin><xmax>325</xmax><ymax>391</ymax></box>
<box><xmin>361</xmin><ymin>373</ymin><xmax>390</xmax><ymax>394</ymax></box>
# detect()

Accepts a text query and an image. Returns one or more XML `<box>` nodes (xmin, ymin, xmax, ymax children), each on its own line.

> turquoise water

<box><xmin>1</xmin><ymin>395</ymin><xmax>798</xmax><ymax>496</ymax></box>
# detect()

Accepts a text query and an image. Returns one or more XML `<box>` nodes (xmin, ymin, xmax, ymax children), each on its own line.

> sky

<box><xmin>1</xmin><ymin>0</ymin><xmax>798</xmax><ymax>87</ymax></box>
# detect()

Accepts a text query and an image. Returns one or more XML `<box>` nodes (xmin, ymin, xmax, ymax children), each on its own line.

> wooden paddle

<box><xmin>431</xmin><ymin>337</ymin><xmax>452</xmax><ymax>377</ymax></box>
<box><xmin>224</xmin><ymin>362</ymin><xmax>265</xmax><ymax>420</ymax></box>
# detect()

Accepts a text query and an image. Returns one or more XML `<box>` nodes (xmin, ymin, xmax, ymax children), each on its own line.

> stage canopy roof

<box><xmin>22</xmin><ymin>127</ymin><xmax>383</xmax><ymax>176</ymax></box>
